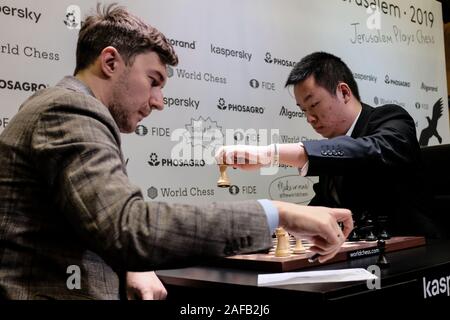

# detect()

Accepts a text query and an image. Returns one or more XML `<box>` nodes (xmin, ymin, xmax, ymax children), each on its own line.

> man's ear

<box><xmin>337</xmin><ymin>82</ymin><xmax>352</xmax><ymax>104</ymax></box>
<box><xmin>99</xmin><ymin>46</ymin><xmax>122</xmax><ymax>78</ymax></box>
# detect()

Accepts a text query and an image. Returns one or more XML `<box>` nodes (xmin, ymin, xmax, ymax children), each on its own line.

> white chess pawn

<box><xmin>293</xmin><ymin>238</ymin><xmax>305</xmax><ymax>254</ymax></box>
<box><xmin>275</xmin><ymin>227</ymin><xmax>291</xmax><ymax>257</ymax></box>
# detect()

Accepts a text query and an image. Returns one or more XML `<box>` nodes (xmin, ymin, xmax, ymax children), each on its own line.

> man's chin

<box><xmin>119</xmin><ymin>124</ymin><xmax>136</xmax><ymax>134</ymax></box>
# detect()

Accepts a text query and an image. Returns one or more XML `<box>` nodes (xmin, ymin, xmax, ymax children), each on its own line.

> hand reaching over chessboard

<box><xmin>271</xmin><ymin>201</ymin><xmax>353</xmax><ymax>263</ymax></box>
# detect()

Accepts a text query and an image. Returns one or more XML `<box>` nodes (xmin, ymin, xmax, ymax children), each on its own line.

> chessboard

<box><xmin>220</xmin><ymin>236</ymin><xmax>426</xmax><ymax>272</ymax></box>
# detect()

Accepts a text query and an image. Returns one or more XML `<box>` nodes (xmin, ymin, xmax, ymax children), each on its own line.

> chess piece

<box><xmin>275</xmin><ymin>227</ymin><xmax>291</xmax><ymax>257</ymax></box>
<box><xmin>361</xmin><ymin>218</ymin><xmax>377</xmax><ymax>241</ymax></box>
<box><xmin>348</xmin><ymin>227</ymin><xmax>361</xmax><ymax>241</ymax></box>
<box><xmin>376</xmin><ymin>215</ymin><xmax>391</xmax><ymax>240</ymax></box>
<box><xmin>293</xmin><ymin>238</ymin><xmax>305</xmax><ymax>254</ymax></box>
<box><xmin>217</xmin><ymin>165</ymin><xmax>230</xmax><ymax>188</ymax></box>
<box><xmin>376</xmin><ymin>238</ymin><xmax>390</xmax><ymax>268</ymax></box>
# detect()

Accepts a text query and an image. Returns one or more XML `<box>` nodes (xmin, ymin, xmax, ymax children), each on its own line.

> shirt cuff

<box><xmin>257</xmin><ymin>199</ymin><xmax>279</xmax><ymax>234</ymax></box>
<box><xmin>298</xmin><ymin>142</ymin><xmax>309</xmax><ymax>176</ymax></box>
<box><xmin>298</xmin><ymin>160</ymin><xmax>309</xmax><ymax>176</ymax></box>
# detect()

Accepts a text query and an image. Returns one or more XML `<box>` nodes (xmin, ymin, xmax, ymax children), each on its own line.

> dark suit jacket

<box><xmin>304</xmin><ymin>103</ymin><xmax>440</xmax><ymax>238</ymax></box>
<box><xmin>0</xmin><ymin>76</ymin><xmax>272</xmax><ymax>299</ymax></box>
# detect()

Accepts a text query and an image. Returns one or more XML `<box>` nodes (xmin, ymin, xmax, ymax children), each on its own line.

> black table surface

<box><xmin>156</xmin><ymin>240</ymin><xmax>450</xmax><ymax>305</ymax></box>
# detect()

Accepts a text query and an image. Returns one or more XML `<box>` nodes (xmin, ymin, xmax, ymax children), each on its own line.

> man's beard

<box><xmin>109</xmin><ymin>71</ymin><xmax>134</xmax><ymax>133</ymax></box>
<box><xmin>109</xmin><ymin>101</ymin><xmax>133</xmax><ymax>133</ymax></box>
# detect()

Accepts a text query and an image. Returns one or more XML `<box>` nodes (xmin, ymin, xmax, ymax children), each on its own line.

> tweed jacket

<box><xmin>0</xmin><ymin>76</ymin><xmax>271</xmax><ymax>299</ymax></box>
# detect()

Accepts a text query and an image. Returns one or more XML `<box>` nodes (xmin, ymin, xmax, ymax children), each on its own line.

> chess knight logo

<box><xmin>419</xmin><ymin>98</ymin><xmax>444</xmax><ymax>146</ymax></box>
<box><xmin>63</xmin><ymin>5</ymin><xmax>81</xmax><ymax>30</ymax></box>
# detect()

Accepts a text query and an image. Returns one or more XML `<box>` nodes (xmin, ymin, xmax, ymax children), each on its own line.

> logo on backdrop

<box><xmin>135</xmin><ymin>125</ymin><xmax>170</xmax><ymax>137</ymax></box>
<box><xmin>227</xmin><ymin>185</ymin><xmax>257</xmax><ymax>196</ymax></box>
<box><xmin>422</xmin><ymin>273</ymin><xmax>450</xmax><ymax>299</ymax></box>
<box><xmin>0</xmin><ymin>79</ymin><xmax>48</xmax><ymax>92</ymax></box>
<box><xmin>0</xmin><ymin>5</ymin><xmax>42</xmax><ymax>23</ymax></box>
<box><xmin>147</xmin><ymin>187</ymin><xmax>158</xmax><ymax>199</ymax></box>
<box><xmin>135</xmin><ymin>125</ymin><xmax>148</xmax><ymax>136</ymax></box>
<box><xmin>210</xmin><ymin>44</ymin><xmax>252</xmax><ymax>62</ymax></box>
<box><xmin>249</xmin><ymin>78</ymin><xmax>276</xmax><ymax>91</ymax></box>
<box><xmin>373</xmin><ymin>96</ymin><xmax>406</xmax><ymax>108</ymax></box>
<box><xmin>420</xmin><ymin>82</ymin><xmax>438</xmax><ymax>93</ymax></box>
<box><xmin>249</xmin><ymin>79</ymin><xmax>259</xmax><ymax>88</ymax></box>
<box><xmin>415</xmin><ymin>102</ymin><xmax>429</xmax><ymax>111</ymax></box>
<box><xmin>182</xmin><ymin>116</ymin><xmax>223</xmax><ymax>150</ymax></box>
<box><xmin>167</xmin><ymin>66</ymin><xmax>227</xmax><ymax>85</ymax></box>
<box><xmin>279</xmin><ymin>106</ymin><xmax>305</xmax><ymax>119</ymax></box>
<box><xmin>0</xmin><ymin>43</ymin><xmax>60</xmax><ymax>61</ymax></box>
<box><xmin>147</xmin><ymin>153</ymin><xmax>205</xmax><ymax>167</ymax></box>
<box><xmin>0</xmin><ymin>117</ymin><xmax>9</xmax><ymax>129</ymax></box>
<box><xmin>268</xmin><ymin>175</ymin><xmax>315</xmax><ymax>204</ymax></box>
<box><xmin>233</xmin><ymin>131</ymin><xmax>260</xmax><ymax>144</ymax></box>
<box><xmin>277</xmin><ymin>135</ymin><xmax>301</xmax><ymax>144</ymax></box>
<box><xmin>217</xmin><ymin>98</ymin><xmax>265</xmax><ymax>114</ymax></box>
<box><xmin>229</xmin><ymin>185</ymin><xmax>240</xmax><ymax>195</ymax></box>
<box><xmin>167</xmin><ymin>38</ymin><xmax>196</xmax><ymax>50</ymax></box>
<box><xmin>147</xmin><ymin>185</ymin><xmax>214</xmax><ymax>198</ymax></box>
<box><xmin>384</xmin><ymin>75</ymin><xmax>410</xmax><ymax>88</ymax></box>
<box><xmin>353</xmin><ymin>72</ymin><xmax>377</xmax><ymax>83</ymax></box>
<box><xmin>419</xmin><ymin>98</ymin><xmax>444</xmax><ymax>146</ymax></box>
<box><xmin>163</xmin><ymin>96</ymin><xmax>200</xmax><ymax>110</ymax></box>
<box><xmin>263</xmin><ymin>52</ymin><xmax>296</xmax><ymax>67</ymax></box>
<box><xmin>275</xmin><ymin>134</ymin><xmax>319</xmax><ymax>144</ymax></box>
<box><xmin>64</xmin><ymin>5</ymin><xmax>81</xmax><ymax>29</ymax></box>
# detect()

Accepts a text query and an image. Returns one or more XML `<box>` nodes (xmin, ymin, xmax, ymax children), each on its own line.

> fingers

<box><xmin>140</xmin><ymin>290</ymin><xmax>155</xmax><ymax>300</ymax></box>
<box><xmin>141</xmin><ymin>288</ymin><xmax>167</xmax><ymax>300</ymax></box>
<box><xmin>329</xmin><ymin>208</ymin><xmax>354</xmax><ymax>238</ymax></box>
<box><xmin>215</xmin><ymin>145</ymin><xmax>269</xmax><ymax>166</ymax></box>
<box><xmin>308</xmin><ymin>212</ymin><xmax>348</xmax><ymax>262</ymax></box>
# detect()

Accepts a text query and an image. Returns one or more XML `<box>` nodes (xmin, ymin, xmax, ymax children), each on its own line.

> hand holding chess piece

<box><xmin>272</xmin><ymin>201</ymin><xmax>353</xmax><ymax>262</ymax></box>
<box><xmin>215</xmin><ymin>144</ymin><xmax>279</xmax><ymax>170</ymax></box>
<box><xmin>217</xmin><ymin>165</ymin><xmax>230</xmax><ymax>188</ymax></box>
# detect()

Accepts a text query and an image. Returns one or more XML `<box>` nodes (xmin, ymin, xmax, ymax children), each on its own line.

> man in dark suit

<box><xmin>0</xmin><ymin>7</ymin><xmax>352</xmax><ymax>300</ymax></box>
<box><xmin>218</xmin><ymin>52</ymin><xmax>440</xmax><ymax>239</ymax></box>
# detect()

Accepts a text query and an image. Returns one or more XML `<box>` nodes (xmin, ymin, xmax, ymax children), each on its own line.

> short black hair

<box><xmin>285</xmin><ymin>52</ymin><xmax>361</xmax><ymax>101</ymax></box>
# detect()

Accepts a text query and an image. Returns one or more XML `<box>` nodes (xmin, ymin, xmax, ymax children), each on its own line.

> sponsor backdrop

<box><xmin>0</xmin><ymin>0</ymin><xmax>448</xmax><ymax>205</ymax></box>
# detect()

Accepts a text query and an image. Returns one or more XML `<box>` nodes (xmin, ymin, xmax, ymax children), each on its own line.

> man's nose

<box><xmin>150</xmin><ymin>89</ymin><xmax>164</xmax><ymax>110</ymax></box>
<box><xmin>306</xmin><ymin>113</ymin><xmax>317</xmax><ymax>124</ymax></box>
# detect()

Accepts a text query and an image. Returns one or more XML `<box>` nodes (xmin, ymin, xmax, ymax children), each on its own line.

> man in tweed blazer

<box><xmin>0</xmin><ymin>6</ymin><xmax>352</xmax><ymax>300</ymax></box>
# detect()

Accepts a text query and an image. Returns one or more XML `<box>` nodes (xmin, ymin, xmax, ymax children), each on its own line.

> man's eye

<box><xmin>149</xmin><ymin>77</ymin><xmax>160</xmax><ymax>87</ymax></box>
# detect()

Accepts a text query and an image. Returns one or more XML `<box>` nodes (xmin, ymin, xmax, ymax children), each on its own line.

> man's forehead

<box><xmin>294</xmin><ymin>82</ymin><xmax>314</xmax><ymax>102</ymax></box>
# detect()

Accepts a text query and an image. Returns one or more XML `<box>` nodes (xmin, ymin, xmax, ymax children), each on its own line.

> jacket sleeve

<box><xmin>303</xmin><ymin>105</ymin><xmax>420</xmax><ymax>176</ymax></box>
<box><xmin>31</xmin><ymin>94</ymin><xmax>272</xmax><ymax>271</ymax></box>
